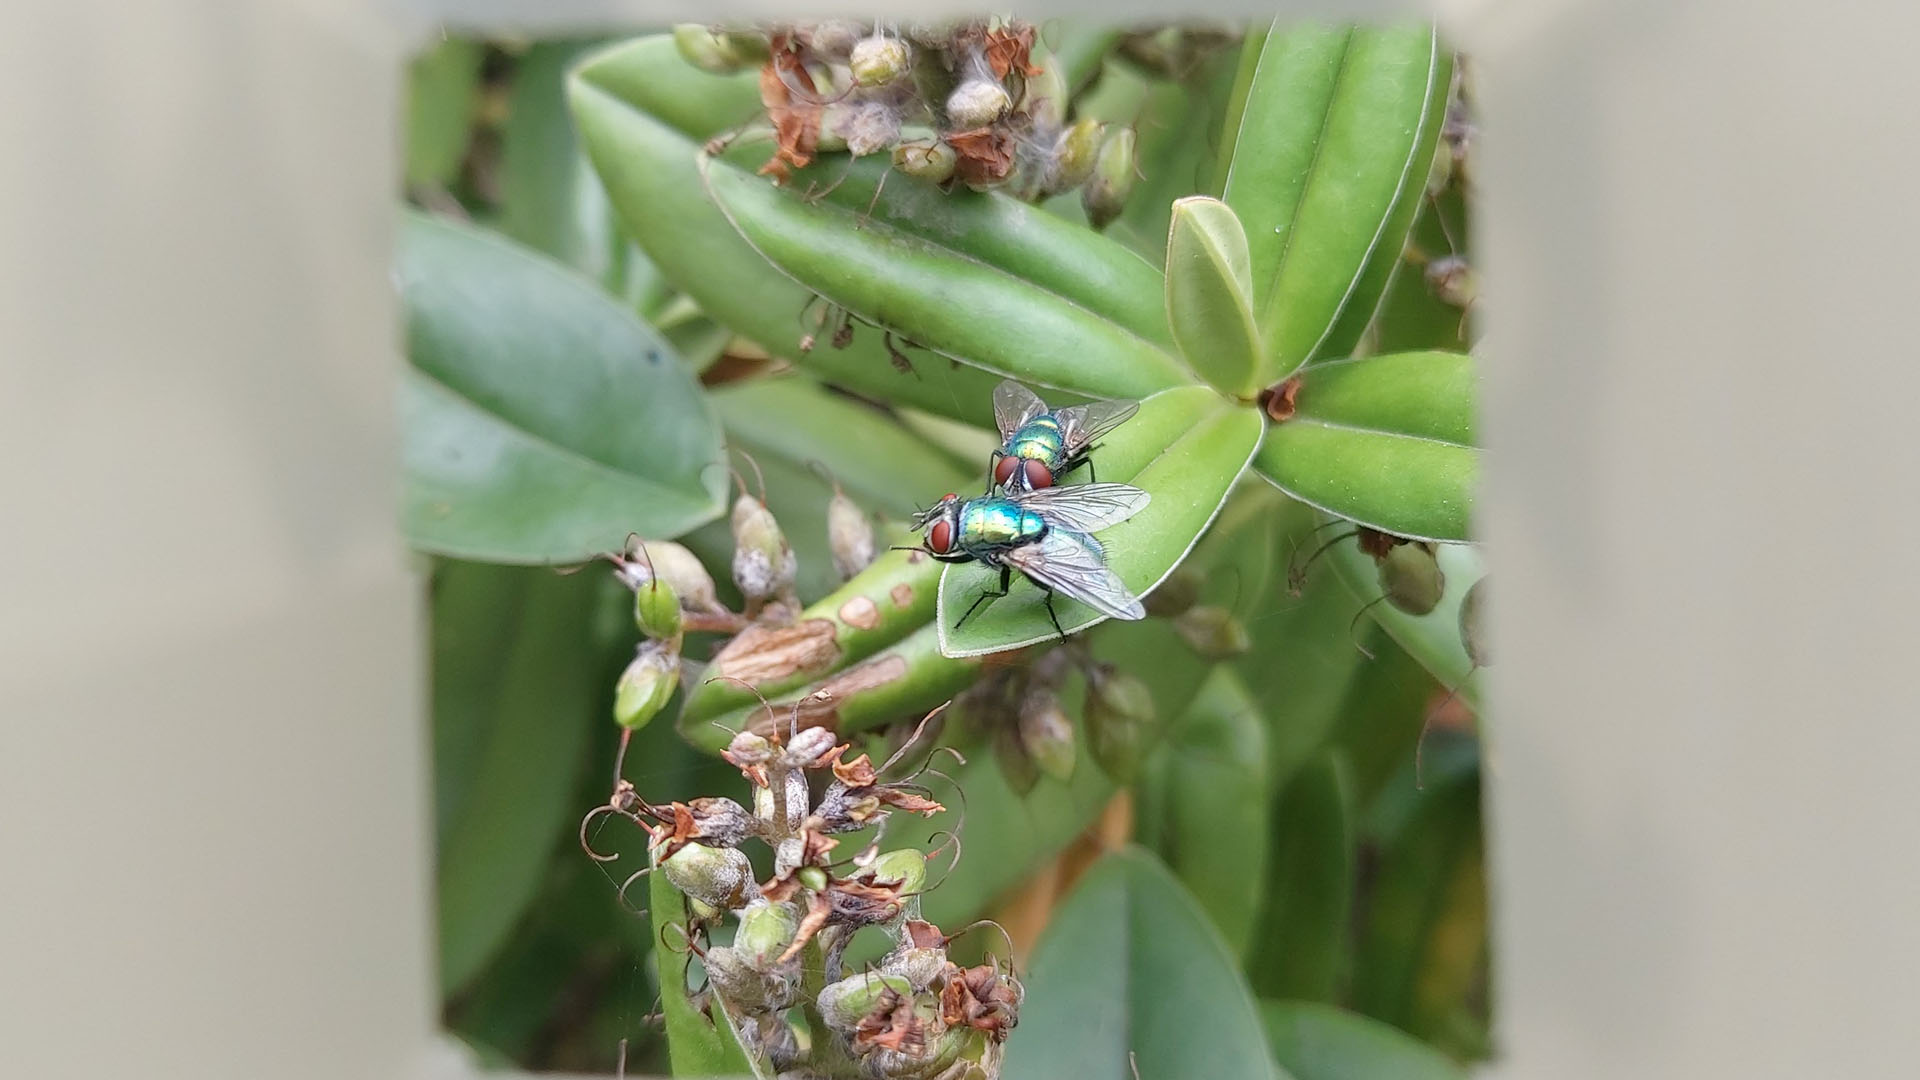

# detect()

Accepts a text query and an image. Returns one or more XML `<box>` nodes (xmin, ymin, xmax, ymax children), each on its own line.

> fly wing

<box><xmin>1013</xmin><ymin>483</ymin><xmax>1150</xmax><ymax>534</ymax></box>
<box><xmin>1002</xmin><ymin>529</ymin><xmax>1146</xmax><ymax>621</ymax></box>
<box><xmin>992</xmin><ymin>380</ymin><xmax>1049</xmax><ymax>441</ymax></box>
<box><xmin>1053</xmin><ymin>398</ymin><xmax>1140</xmax><ymax>450</ymax></box>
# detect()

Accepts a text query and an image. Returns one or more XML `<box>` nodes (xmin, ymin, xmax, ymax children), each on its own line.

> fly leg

<box><xmin>957</xmin><ymin>564</ymin><xmax>1013</xmax><ymax>628</ymax></box>
<box><xmin>1041</xmin><ymin>588</ymin><xmax>1069</xmax><ymax>642</ymax></box>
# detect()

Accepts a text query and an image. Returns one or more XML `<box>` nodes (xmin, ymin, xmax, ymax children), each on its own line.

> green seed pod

<box><xmin>1377</xmin><ymin>542</ymin><xmax>1447</xmax><ymax>616</ymax></box>
<box><xmin>816</xmin><ymin>971</ymin><xmax>915</xmax><ymax>1031</ymax></box>
<box><xmin>731</xmin><ymin>494</ymin><xmax>797</xmax><ymax>607</ymax></box>
<box><xmin>1044</xmin><ymin>118</ymin><xmax>1103</xmax><ymax>196</ymax></box>
<box><xmin>828</xmin><ymin>490</ymin><xmax>876</xmax><ymax>580</ymax></box>
<box><xmin>633</xmin><ymin>577</ymin><xmax>683</xmax><ymax>643</ymax></box>
<box><xmin>850</xmin><ymin>35</ymin><xmax>911</xmax><ymax>86</ymax></box>
<box><xmin>883</xmin><ymin>945</ymin><xmax>949</xmax><ymax>991</ymax></box>
<box><xmin>1425</xmin><ymin>254</ymin><xmax>1480</xmax><ymax>309</ymax></box>
<box><xmin>615</xmin><ymin>540</ymin><xmax>721</xmax><ymax>614</ymax></box>
<box><xmin>798</xmin><ymin>865</ymin><xmax>830</xmax><ymax>893</ymax></box>
<box><xmin>1172</xmin><ymin>605</ymin><xmax>1252</xmax><ymax>661</ymax></box>
<box><xmin>893</xmin><ymin>138</ymin><xmax>958</xmax><ymax>183</ymax></box>
<box><xmin>660</xmin><ymin>841</ymin><xmax>753</xmax><ymax>910</ymax></box>
<box><xmin>869</xmin><ymin>847</ymin><xmax>927</xmax><ymax>895</ymax></box>
<box><xmin>1085</xmin><ymin>665</ymin><xmax>1157</xmax><ymax>783</ymax></box>
<box><xmin>1082</xmin><ymin>126</ymin><xmax>1137</xmax><ymax>229</ymax></box>
<box><xmin>613</xmin><ymin>642</ymin><xmax>679</xmax><ymax>730</ymax></box>
<box><xmin>1017</xmin><ymin>690</ymin><xmax>1075</xmax><ymax>782</ymax></box>
<box><xmin>1023</xmin><ymin>59</ymin><xmax>1069</xmax><ymax>129</ymax></box>
<box><xmin>735</xmin><ymin>899</ymin><xmax>802</xmax><ymax>969</ymax></box>
<box><xmin>994</xmin><ymin>725</ymin><xmax>1040</xmax><ymax>796</ymax></box>
<box><xmin>1142</xmin><ymin>565</ymin><xmax>1202</xmax><ymax>618</ymax></box>
<box><xmin>1460</xmin><ymin>577</ymin><xmax>1490</xmax><ymax>667</ymax></box>
<box><xmin>672</xmin><ymin>25</ymin><xmax>751</xmax><ymax>74</ymax></box>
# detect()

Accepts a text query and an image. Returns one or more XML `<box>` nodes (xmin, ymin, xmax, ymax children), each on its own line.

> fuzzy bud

<box><xmin>817</xmin><ymin>971</ymin><xmax>915</xmax><ymax>1031</ymax></box>
<box><xmin>782</xmin><ymin>724</ymin><xmax>840</xmax><ymax>768</ymax></box>
<box><xmin>1142</xmin><ymin>566</ymin><xmax>1201</xmax><ymax>618</ymax></box>
<box><xmin>1084</xmin><ymin>665</ymin><xmax>1157</xmax><ymax>783</ymax></box>
<box><xmin>893</xmin><ymin>138</ymin><xmax>958</xmax><ymax>183</ymax></box>
<box><xmin>614</xmin><ymin>540</ymin><xmax>720</xmax><ymax>614</ymax></box>
<box><xmin>1016</xmin><ymin>690</ymin><xmax>1075</xmax><ymax>782</ymax></box>
<box><xmin>809</xmin><ymin>20</ymin><xmax>863</xmax><ymax>63</ymax></box>
<box><xmin>660</xmin><ymin>842</ymin><xmax>753</xmax><ymax>909</ymax></box>
<box><xmin>1424</xmin><ymin>254</ymin><xmax>1480</xmax><ymax>310</ymax></box>
<box><xmin>946</xmin><ymin>64</ymin><xmax>1011</xmax><ymax>129</ymax></box>
<box><xmin>613</xmin><ymin>642</ymin><xmax>679</xmax><ymax>730</ymax></box>
<box><xmin>828</xmin><ymin>490</ymin><xmax>877</xmax><ymax>579</ymax></box>
<box><xmin>1377</xmin><ymin>542</ymin><xmax>1446</xmax><ymax>616</ymax></box>
<box><xmin>850</xmin><ymin>35</ymin><xmax>911</xmax><ymax>87</ymax></box>
<box><xmin>1044</xmin><ymin>118</ymin><xmax>1102</xmax><ymax>196</ymax></box>
<box><xmin>1082</xmin><ymin>126</ymin><xmax>1137</xmax><ymax>229</ymax></box>
<box><xmin>673</xmin><ymin>25</ymin><xmax>752</xmax><ymax>74</ymax></box>
<box><xmin>869</xmin><ymin>847</ymin><xmax>928</xmax><ymax>895</ymax></box>
<box><xmin>633</xmin><ymin>577</ymin><xmax>683</xmax><ymax>643</ymax></box>
<box><xmin>1460</xmin><ymin>577</ymin><xmax>1489</xmax><ymax>667</ymax></box>
<box><xmin>735</xmin><ymin>899</ymin><xmax>802</xmax><ymax>968</ymax></box>
<box><xmin>731</xmin><ymin>495</ymin><xmax>797</xmax><ymax>606</ymax></box>
<box><xmin>1172</xmin><ymin>605</ymin><xmax>1251</xmax><ymax>660</ymax></box>
<box><xmin>726</xmin><ymin>729</ymin><xmax>774</xmax><ymax>768</ymax></box>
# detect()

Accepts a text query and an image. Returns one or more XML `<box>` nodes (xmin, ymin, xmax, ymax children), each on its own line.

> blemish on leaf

<box><xmin>839</xmin><ymin>595</ymin><xmax>881</xmax><ymax>630</ymax></box>
<box><xmin>889</xmin><ymin>583</ymin><xmax>914</xmax><ymax>609</ymax></box>
<box><xmin>707</xmin><ymin>618</ymin><xmax>840</xmax><ymax>686</ymax></box>
<box><xmin>745</xmin><ymin>653</ymin><xmax>910</xmax><ymax>734</ymax></box>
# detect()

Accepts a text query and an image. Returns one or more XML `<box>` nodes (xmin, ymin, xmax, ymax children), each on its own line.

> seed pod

<box><xmin>946</xmin><ymin>78</ymin><xmax>1012</xmax><ymax>129</ymax></box>
<box><xmin>893</xmin><ymin>138</ymin><xmax>958</xmax><ymax>183</ymax></box>
<box><xmin>850</xmin><ymin>34</ymin><xmax>911</xmax><ymax>86</ymax></box>
<box><xmin>798</xmin><ymin>865</ymin><xmax>830</xmax><ymax>893</ymax></box>
<box><xmin>660</xmin><ymin>841</ymin><xmax>753</xmax><ymax>910</ymax></box>
<box><xmin>883</xmin><ymin>946</ymin><xmax>950</xmax><ymax>991</ymax></box>
<box><xmin>1460</xmin><ymin>577</ymin><xmax>1490</xmax><ymax>667</ymax></box>
<box><xmin>1023</xmin><ymin>59</ymin><xmax>1069</xmax><ymax>129</ymax></box>
<box><xmin>1142</xmin><ymin>565</ymin><xmax>1201</xmax><ymax>618</ymax></box>
<box><xmin>613</xmin><ymin>642</ymin><xmax>679</xmax><ymax>730</ymax></box>
<box><xmin>1084</xmin><ymin>665</ymin><xmax>1157</xmax><ymax>783</ymax></box>
<box><xmin>683</xmin><ymin>795</ymin><xmax>757</xmax><ymax>847</ymax></box>
<box><xmin>672</xmin><ymin>25</ymin><xmax>752</xmax><ymax>74</ymax></box>
<box><xmin>817</xmin><ymin>971</ymin><xmax>916</xmax><ymax>1031</ymax></box>
<box><xmin>1042</xmin><ymin>118</ymin><xmax>1102</xmax><ymax>196</ymax></box>
<box><xmin>614</xmin><ymin>540</ymin><xmax>720</xmax><ymax>614</ymax></box>
<box><xmin>828</xmin><ymin>490</ymin><xmax>877</xmax><ymax>579</ymax></box>
<box><xmin>1424</xmin><ymin>254</ymin><xmax>1480</xmax><ymax>310</ymax></box>
<box><xmin>735</xmin><ymin>898</ymin><xmax>802</xmax><ymax>968</ymax></box>
<box><xmin>1017</xmin><ymin>690</ymin><xmax>1075</xmax><ymax>782</ymax></box>
<box><xmin>1376</xmin><ymin>542</ymin><xmax>1446</xmax><ymax>616</ymax></box>
<box><xmin>633</xmin><ymin>577</ymin><xmax>683</xmax><ymax>643</ymax></box>
<box><xmin>755</xmin><ymin>770</ymin><xmax>811</xmax><ymax>829</ymax></box>
<box><xmin>731</xmin><ymin>494</ymin><xmax>797</xmax><ymax>608</ymax></box>
<box><xmin>1082</xmin><ymin>126</ymin><xmax>1137</xmax><ymax>229</ymax></box>
<box><xmin>869</xmin><ymin>847</ymin><xmax>928</xmax><ymax>895</ymax></box>
<box><xmin>809</xmin><ymin>20</ymin><xmax>863</xmax><ymax>64</ymax></box>
<box><xmin>993</xmin><ymin>725</ymin><xmax>1040</xmax><ymax>796</ymax></box>
<box><xmin>1172</xmin><ymin>605</ymin><xmax>1252</xmax><ymax>660</ymax></box>
<box><xmin>703</xmin><ymin>944</ymin><xmax>796</xmax><ymax>1011</ymax></box>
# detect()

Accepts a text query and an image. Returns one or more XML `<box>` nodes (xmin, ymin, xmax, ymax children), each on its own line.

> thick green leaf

<box><xmin>568</xmin><ymin>36</ymin><xmax>1007</xmax><ymax>426</ymax></box>
<box><xmin>1161</xmin><ymin>666</ymin><xmax>1269</xmax><ymax>958</ymax></box>
<box><xmin>1261</xmin><ymin>1001</ymin><xmax>1466</xmax><ymax>1080</ymax></box>
<box><xmin>1166</xmin><ymin>196</ymin><xmax>1262</xmax><ymax>396</ymax></box>
<box><xmin>701</xmin><ymin>154</ymin><xmax>1187</xmax><ymax>400</ymax></box>
<box><xmin>499</xmin><ymin>38</ymin><xmax>629</xmax><ymax>282</ymax></box>
<box><xmin>1224</xmin><ymin>24</ymin><xmax>1451</xmax><ymax>381</ymax></box>
<box><xmin>1247</xmin><ymin>750</ymin><xmax>1355</xmax><ymax>1002</ymax></box>
<box><xmin>1256</xmin><ymin>350</ymin><xmax>1478</xmax><ymax>542</ymax></box>
<box><xmin>1323</xmin><ymin>525</ymin><xmax>1485</xmax><ymax>706</ymax></box>
<box><xmin>398</xmin><ymin>211</ymin><xmax>725</xmax><ymax>561</ymax></box>
<box><xmin>650</xmin><ymin>861</ymin><xmax>758</xmax><ymax>1077</ymax></box>
<box><xmin>1003</xmin><ymin>847</ymin><xmax>1281</xmax><ymax>1080</ymax></box>
<box><xmin>405</xmin><ymin>36</ymin><xmax>482</xmax><ymax>188</ymax></box>
<box><xmin>940</xmin><ymin>386</ymin><xmax>1264</xmax><ymax>657</ymax></box>
<box><xmin>436</xmin><ymin>567</ymin><xmax>598</xmax><ymax>994</ymax></box>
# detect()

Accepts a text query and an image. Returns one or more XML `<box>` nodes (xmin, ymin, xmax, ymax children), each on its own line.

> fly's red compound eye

<box><xmin>993</xmin><ymin>456</ymin><xmax>1019</xmax><ymax>485</ymax></box>
<box><xmin>929</xmin><ymin>520</ymin><xmax>953</xmax><ymax>554</ymax></box>
<box><xmin>1023</xmin><ymin>459</ymin><xmax>1053</xmax><ymax>489</ymax></box>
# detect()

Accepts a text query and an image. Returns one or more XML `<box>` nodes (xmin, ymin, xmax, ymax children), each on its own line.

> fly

<box><xmin>988</xmin><ymin>380</ymin><xmax>1140</xmax><ymax>493</ymax></box>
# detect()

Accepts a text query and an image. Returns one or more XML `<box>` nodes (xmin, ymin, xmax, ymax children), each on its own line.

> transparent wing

<box><xmin>1003</xmin><ymin>529</ymin><xmax>1146</xmax><ymax>620</ymax></box>
<box><xmin>1012</xmin><ymin>483</ymin><xmax>1151</xmax><ymax>533</ymax></box>
<box><xmin>1053</xmin><ymin>398</ymin><xmax>1140</xmax><ymax>450</ymax></box>
<box><xmin>992</xmin><ymin>380</ymin><xmax>1049</xmax><ymax>441</ymax></box>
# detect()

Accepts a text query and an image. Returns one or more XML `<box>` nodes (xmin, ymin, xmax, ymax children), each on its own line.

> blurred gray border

<box><xmin>8</xmin><ymin>1</ymin><xmax>1920</xmax><ymax>1077</ymax></box>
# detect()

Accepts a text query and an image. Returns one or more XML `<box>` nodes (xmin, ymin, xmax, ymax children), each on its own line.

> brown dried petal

<box><xmin>1355</xmin><ymin>526</ymin><xmax>1407</xmax><ymax>560</ymax></box>
<box><xmin>801</xmin><ymin>824</ymin><xmax>840</xmax><ymax>865</ymax></box>
<box><xmin>904</xmin><ymin>919</ymin><xmax>946</xmax><ymax>950</ymax></box>
<box><xmin>874</xmin><ymin>787</ymin><xmax>946</xmax><ymax>817</ymax></box>
<box><xmin>760</xmin><ymin>869</ymin><xmax>805</xmax><ymax>905</ymax></box>
<box><xmin>853</xmin><ymin>988</ymin><xmax>925</xmax><ymax>1054</ymax></box>
<box><xmin>758</xmin><ymin>38</ymin><xmax>821</xmax><ymax>183</ymax></box>
<box><xmin>829</xmin><ymin>749</ymin><xmax>879</xmax><ymax>787</ymax></box>
<box><xmin>941</xmin><ymin>964</ymin><xmax>1019</xmax><ymax>1041</ymax></box>
<box><xmin>829</xmin><ymin>876</ymin><xmax>906</xmax><ymax>926</ymax></box>
<box><xmin>982</xmin><ymin>24</ymin><xmax>1041</xmax><ymax>79</ymax></box>
<box><xmin>945</xmin><ymin>127</ymin><xmax>1014</xmax><ymax>186</ymax></box>
<box><xmin>1259</xmin><ymin>374</ymin><xmax>1302</xmax><ymax>422</ymax></box>
<box><xmin>777</xmin><ymin>890</ymin><xmax>833</xmax><ymax>963</ymax></box>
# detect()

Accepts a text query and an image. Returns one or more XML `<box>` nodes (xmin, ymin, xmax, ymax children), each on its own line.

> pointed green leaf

<box><xmin>398</xmin><ymin>211</ymin><xmax>725</xmax><ymax>562</ymax></box>
<box><xmin>1003</xmin><ymin>848</ymin><xmax>1281</xmax><ymax>1080</ymax></box>
<box><xmin>1161</xmin><ymin>666</ymin><xmax>1270</xmax><ymax>958</ymax></box>
<box><xmin>405</xmin><ymin>36</ymin><xmax>482</xmax><ymax>188</ymax></box>
<box><xmin>498</xmin><ymin>37</ymin><xmax>630</xmax><ymax>282</ymax></box>
<box><xmin>1224</xmin><ymin>24</ymin><xmax>1452</xmax><ymax>381</ymax></box>
<box><xmin>1166</xmin><ymin>196</ymin><xmax>1262</xmax><ymax>395</ymax></box>
<box><xmin>939</xmin><ymin>386</ymin><xmax>1263</xmax><ymax>657</ymax></box>
<box><xmin>1261</xmin><ymin>1001</ymin><xmax>1467</xmax><ymax>1080</ymax></box>
<box><xmin>568</xmin><ymin>36</ymin><xmax>1013</xmax><ymax>427</ymax></box>
<box><xmin>1255</xmin><ymin>350</ymin><xmax>1478</xmax><ymax>542</ymax></box>
<box><xmin>1248</xmin><ymin>751</ymin><xmax>1356</xmax><ymax>1002</ymax></box>
<box><xmin>650</xmin><ymin>862</ymin><xmax>759</xmax><ymax>1077</ymax></box>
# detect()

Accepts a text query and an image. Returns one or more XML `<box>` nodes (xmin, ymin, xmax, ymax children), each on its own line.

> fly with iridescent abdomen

<box><xmin>910</xmin><ymin>482</ymin><xmax>1150</xmax><ymax>641</ymax></box>
<box><xmin>987</xmin><ymin>380</ymin><xmax>1140</xmax><ymax>493</ymax></box>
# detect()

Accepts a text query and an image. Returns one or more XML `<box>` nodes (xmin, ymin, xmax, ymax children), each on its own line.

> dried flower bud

<box><xmin>850</xmin><ymin>35</ymin><xmax>911</xmax><ymax>86</ymax></box>
<box><xmin>1377</xmin><ymin>542</ymin><xmax>1446</xmax><ymax>616</ymax></box>
<box><xmin>946</xmin><ymin>77</ymin><xmax>1011</xmax><ymax>129</ymax></box>
<box><xmin>726</xmin><ymin>730</ymin><xmax>774</xmax><ymax>768</ymax></box>
<box><xmin>809</xmin><ymin>20</ymin><xmax>863</xmax><ymax>63</ymax></box>
<box><xmin>731</xmin><ymin>494</ymin><xmax>797</xmax><ymax>606</ymax></box>
<box><xmin>818</xmin><ymin>971</ymin><xmax>916</xmax><ymax>1031</ymax></box>
<box><xmin>660</xmin><ymin>841</ymin><xmax>753</xmax><ymax>909</ymax></box>
<box><xmin>614</xmin><ymin>540</ymin><xmax>720</xmax><ymax>614</ymax></box>
<box><xmin>673</xmin><ymin>25</ymin><xmax>753</xmax><ymax>74</ymax></box>
<box><xmin>633</xmin><ymin>577</ymin><xmax>683</xmax><ymax>643</ymax></box>
<box><xmin>1016</xmin><ymin>690</ymin><xmax>1075</xmax><ymax>782</ymax></box>
<box><xmin>993</xmin><ymin>725</ymin><xmax>1040</xmax><ymax>796</ymax></box>
<box><xmin>782</xmin><ymin>724</ymin><xmax>840</xmax><ymax>768</ymax></box>
<box><xmin>681</xmin><ymin>796</ymin><xmax>757</xmax><ymax>848</ymax></box>
<box><xmin>613</xmin><ymin>642</ymin><xmax>679</xmax><ymax>730</ymax></box>
<box><xmin>1084</xmin><ymin>665</ymin><xmax>1157</xmax><ymax>783</ymax></box>
<box><xmin>1142</xmin><ymin>565</ymin><xmax>1202</xmax><ymax>618</ymax></box>
<box><xmin>1082</xmin><ymin>126</ymin><xmax>1137</xmax><ymax>229</ymax></box>
<box><xmin>869</xmin><ymin>847</ymin><xmax>928</xmax><ymax>895</ymax></box>
<box><xmin>1043</xmin><ymin>118</ymin><xmax>1102</xmax><ymax>196</ymax></box>
<box><xmin>735</xmin><ymin>898</ymin><xmax>802</xmax><ymax>968</ymax></box>
<box><xmin>1424</xmin><ymin>254</ymin><xmax>1480</xmax><ymax>309</ymax></box>
<box><xmin>1460</xmin><ymin>576</ymin><xmax>1489</xmax><ymax>667</ymax></box>
<box><xmin>893</xmin><ymin>138</ymin><xmax>958</xmax><ymax>183</ymax></box>
<box><xmin>828</xmin><ymin>490</ymin><xmax>877</xmax><ymax>579</ymax></box>
<box><xmin>1172</xmin><ymin>605</ymin><xmax>1251</xmax><ymax>660</ymax></box>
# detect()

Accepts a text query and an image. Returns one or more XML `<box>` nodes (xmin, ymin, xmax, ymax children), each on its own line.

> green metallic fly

<box><xmin>911</xmin><ymin>482</ymin><xmax>1150</xmax><ymax>639</ymax></box>
<box><xmin>988</xmin><ymin>380</ymin><xmax>1140</xmax><ymax>493</ymax></box>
